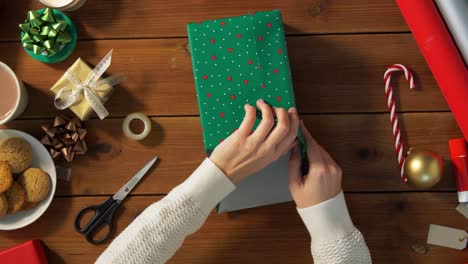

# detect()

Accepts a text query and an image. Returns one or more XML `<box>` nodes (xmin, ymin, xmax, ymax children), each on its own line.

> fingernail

<box><xmin>258</xmin><ymin>99</ymin><xmax>265</xmax><ymax>103</ymax></box>
<box><xmin>288</xmin><ymin>107</ymin><xmax>296</xmax><ymax>113</ymax></box>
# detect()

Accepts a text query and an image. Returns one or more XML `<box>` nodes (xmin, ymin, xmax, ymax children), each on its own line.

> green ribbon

<box><xmin>19</xmin><ymin>8</ymin><xmax>71</xmax><ymax>56</ymax></box>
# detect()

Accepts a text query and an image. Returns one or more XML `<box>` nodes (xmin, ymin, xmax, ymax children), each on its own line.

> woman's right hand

<box><xmin>288</xmin><ymin>121</ymin><xmax>342</xmax><ymax>208</ymax></box>
<box><xmin>210</xmin><ymin>99</ymin><xmax>299</xmax><ymax>184</ymax></box>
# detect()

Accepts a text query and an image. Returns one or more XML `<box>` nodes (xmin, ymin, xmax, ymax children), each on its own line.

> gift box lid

<box><xmin>187</xmin><ymin>10</ymin><xmax>303</xmax><ymax>153</ymax></box>
<box><xmin>0</xmin><ymin>240</ymin><xmax>48</xmax><ymax>264</ymax></box>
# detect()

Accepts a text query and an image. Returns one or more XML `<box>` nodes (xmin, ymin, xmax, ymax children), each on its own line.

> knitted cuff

<box><xmin>177</xmin><ymin>158</ymin><xmax>236</xmax><ymax>215</ymax></box>
<box><xmin>297</xmin><ymin>191</ymin><xmax>356</xmax><ymax>245</ymax></box>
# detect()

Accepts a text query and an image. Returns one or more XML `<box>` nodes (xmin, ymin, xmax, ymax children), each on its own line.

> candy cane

<box><xmin>384</xmin><ymin>64</ymin><xmax>415</xmax><ymax>182</ymax></box>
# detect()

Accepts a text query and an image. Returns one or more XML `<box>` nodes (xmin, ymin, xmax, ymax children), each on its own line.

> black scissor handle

<box><xmin>75</xmin><ymin>206</ymin><xmax>98</xmax><ymax>233</ymax></box>
<box><xmin>84</xmin><ymin>202</ymin><xmax>119</xmax><ymax>244</ymax></box>
<box><xmin>74</xmin><ymin>197</ymin><xmax>114</xmax><ymax>233</ymax></box>
<box><xmin>74</xmin><ymin>197</ymin><xmax>121</xmax><ymax>244</ymax></box>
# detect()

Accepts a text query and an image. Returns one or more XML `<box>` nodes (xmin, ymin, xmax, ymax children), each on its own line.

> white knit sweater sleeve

<box><xmin>96</xmin><ymin>158</ymin><xmax>371</xmax><ymax>264</ymax></box>
<box><xmin>297</xmin><ymin>191</ymin><xmax>372</xmax><ymax>264</ymax></box>
<box><xmin>95</xmin><ymin>158</ymin><xmax>236</xmax><ymax>264</ymax></box>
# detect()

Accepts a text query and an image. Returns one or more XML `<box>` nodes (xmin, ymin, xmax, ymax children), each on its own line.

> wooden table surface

<box><xmin>1</xmin><ymin>1</ymin><xmax>467</xmax><ymax>263</ymax></box>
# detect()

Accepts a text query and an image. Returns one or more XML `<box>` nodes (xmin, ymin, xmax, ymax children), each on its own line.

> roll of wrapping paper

<box><xmin>435</xmin><ymin>0</ymin><xmax>468</xmax><ymax>65</ymax></box>
<box><xmin>396</xmin><ymin>0</ymin><xmax>468</xmax><ymax>141</ymax></box>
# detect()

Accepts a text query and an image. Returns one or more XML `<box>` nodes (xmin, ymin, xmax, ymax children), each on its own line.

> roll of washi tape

<box><xmin>122</xmin><ymin>113</ymin><xmax>152</xmax><ymax>141</ymax></box>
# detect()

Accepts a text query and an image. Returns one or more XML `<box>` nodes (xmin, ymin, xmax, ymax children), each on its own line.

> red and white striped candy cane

<box><xmin>384</xmin><ymin>64</ymin><xmax>415</xmax><ymax>182</ymax></box>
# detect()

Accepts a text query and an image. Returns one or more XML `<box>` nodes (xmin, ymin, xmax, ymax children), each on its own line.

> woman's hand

<box><xmin>288</xmin><ymin>121</ymin><xmax>342</xmax><ymax>208</ymax></box>
<box><xmin>210</xmin><ymin>99</ymin><xmax>299</xmax><ymax>184</ymax></box>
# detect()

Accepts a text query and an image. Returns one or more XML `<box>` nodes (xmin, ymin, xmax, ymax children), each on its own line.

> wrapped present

<box><xmin>187</xmin><ymin>10</ymin><xmax>304</xmax><ymax>154</ymax></box>
<box><xmin>50</xmin><ymin>50</ymin><xmax>123</xmax><ymax>120</ymax></box>
<box><xmin>187</xmin><ymin>10</ymin><xmax>305</xmax><ymax>212</ymax></box>
<box><xmin>0</xmin><ymin>240</ymin><xmax>48</xmax><ymax>264</ymax></box>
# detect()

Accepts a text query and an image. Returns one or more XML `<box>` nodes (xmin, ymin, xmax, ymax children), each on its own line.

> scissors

<box><xmin>74</xmin><ymin>156</ymin><xmax>158</xmax><ymax>244</ymax></box>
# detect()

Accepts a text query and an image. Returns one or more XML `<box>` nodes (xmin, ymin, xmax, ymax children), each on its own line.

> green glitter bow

<box><xmin>19</xmin><ymin>8</ymin><xmax>72</xmax><ymax>56</ymax></box>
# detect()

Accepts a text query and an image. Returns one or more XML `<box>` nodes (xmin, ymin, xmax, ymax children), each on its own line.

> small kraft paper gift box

<box><xmin>50</xmin><ymin>50</ymin><xmax>121</xmax><ymax>121</ymax></box>
<box><xmin>187</xmin><ymin>10</ymin><xmax>305</xmax><ymax>212</ymax></box>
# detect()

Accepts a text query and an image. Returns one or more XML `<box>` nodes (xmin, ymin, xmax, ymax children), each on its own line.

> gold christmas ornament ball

<box><xmin>404</xmin><ymin>150</ymin><xmax>443</xmax><ymax>189</ymax></box>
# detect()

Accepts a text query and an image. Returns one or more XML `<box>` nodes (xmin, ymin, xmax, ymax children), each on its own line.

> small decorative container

<box><xmin>19</xmin><ymin>8</ymin><xmax>78</xmax><ymax>63</ymax></box>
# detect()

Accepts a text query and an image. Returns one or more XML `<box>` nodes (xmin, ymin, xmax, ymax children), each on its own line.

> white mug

<box><xmin>0</xmin><ymin>62</ymin><xmax>28</xmax><ymax>125</ymax></box>
<box><xmin>37</xmin><ymin>0</ymin><xmax>88</xmax><ymax>11</ymax></box>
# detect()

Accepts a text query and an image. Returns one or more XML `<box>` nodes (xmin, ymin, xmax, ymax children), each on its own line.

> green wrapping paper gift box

<box><xmin>187</xmin><ymin>10</ymin><xmax>305</xmax><ymax>212</ymax></box>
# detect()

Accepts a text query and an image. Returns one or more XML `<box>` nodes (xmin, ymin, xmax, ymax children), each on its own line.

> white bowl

<box><xmin>0</xmin><ymin>129</ymin><xmax>56</xmax><ymax>230</ymax></box>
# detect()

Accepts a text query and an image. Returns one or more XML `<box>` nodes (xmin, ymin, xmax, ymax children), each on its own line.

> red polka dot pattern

<box><xmin>187</xmin><ymin>10</ymin><xmax>301</xmax><ymax>152</ymax></box>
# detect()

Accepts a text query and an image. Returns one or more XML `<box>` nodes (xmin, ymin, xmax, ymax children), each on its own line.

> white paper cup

<box><xmin>0</xmin><ymin>62</ymin><xmax>28</xmax><ymax>125</ymax></box>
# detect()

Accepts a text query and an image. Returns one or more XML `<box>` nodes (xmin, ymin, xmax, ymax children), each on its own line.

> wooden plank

<box><xmin>0</xmin><ymin>34</ymin><xmax>448</xmax><ymax>118</ymax></box>
<box><xmin>0</xmin><ymin>0</ymin><xmax>408</xmax><ymax>41</ymax></box>
<box><xmin>0</xmin><ymin>193</ymin><xmax>466</xmax><ymax>263</ymax></box>
<box><xmin>0</xmin><ymin>113</ymin><xmax>461</xmax><ymax>196</ymax></box>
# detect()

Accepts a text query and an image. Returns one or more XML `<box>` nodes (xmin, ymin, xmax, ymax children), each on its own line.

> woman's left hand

<box><xmin>210</xmin><ymin>99</ymin><xmax>299</xmax><ymax>183</ymax></box>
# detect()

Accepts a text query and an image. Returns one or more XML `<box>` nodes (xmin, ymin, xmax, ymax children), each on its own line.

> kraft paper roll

<box><xmin>435</xmin><ymin>0</ymin><xmax>468</xmax><ymax>65</ymax></box>
<box><xmin>396</xmin><ymin>0</ymin><xmax>468</xmax><ymax>141</ymax></box>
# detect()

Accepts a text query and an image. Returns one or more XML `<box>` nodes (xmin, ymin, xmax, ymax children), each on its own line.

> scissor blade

<box><xmin>113</xmin><ymin>156</ymin><xmax>158</xmax><ymax>202</ymax></box>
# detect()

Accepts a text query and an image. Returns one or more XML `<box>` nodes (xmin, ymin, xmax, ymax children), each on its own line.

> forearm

<box><xmin>298</xmin><ymin>191</ymin><xmax>372</xmax><ymax>264</ymax></box>
<box><xmin>96</xmin><ymin>158</ymin><xmax>235</xmax><ymax>264</ymax></box>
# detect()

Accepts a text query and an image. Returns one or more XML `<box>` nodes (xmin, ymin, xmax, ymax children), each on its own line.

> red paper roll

<box><xmin>396</xmin><ymin>0</ymin><xmax>468</xmax><ymax>141</ymax></box>
<box><xmin>449</xmin><ymin>138</ymin><xmax>468</xmax><ymax>203</ymax></box>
